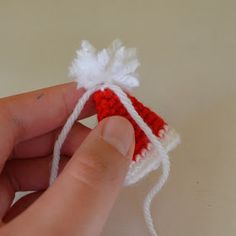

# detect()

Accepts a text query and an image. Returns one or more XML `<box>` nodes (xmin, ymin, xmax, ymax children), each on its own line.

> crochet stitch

<box><xmin>94</xmin><ymin>89</ymin><xmax>166</xmax><ymax>160</ymax></box>
<box><xmin>49</xmin><ymin>40</ymin><xmax>180</xmax><ymax>236</ymax></box>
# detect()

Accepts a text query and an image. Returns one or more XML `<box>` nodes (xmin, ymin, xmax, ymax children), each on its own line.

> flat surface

<box><xmin>0</xmin><ymin>1</ymin><xmax>236</xmax><ymax>235</ymax></box>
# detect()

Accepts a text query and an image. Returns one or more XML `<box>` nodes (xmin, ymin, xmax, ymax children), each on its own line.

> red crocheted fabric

<box><xmin>93</xmin><ymin>89</ymin><xmax>167</xmax><ymax>161</ymax></box>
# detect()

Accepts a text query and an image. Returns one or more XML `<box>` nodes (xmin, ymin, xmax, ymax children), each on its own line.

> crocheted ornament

<box><xmin>93</xmin><ymin>89</ymin><xmax>178</xmax><ymax>186</ymax></box>
<box><xmin>49</xmin><ymin>40</ymin><xmax>180</xmax><ymax>236</ymax></box>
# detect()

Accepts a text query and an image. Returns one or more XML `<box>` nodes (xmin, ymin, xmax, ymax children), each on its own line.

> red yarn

<box><xmin>93</xmin><ymin>89</ymin><xmax>167</xmax><ymax>161</ymax></box>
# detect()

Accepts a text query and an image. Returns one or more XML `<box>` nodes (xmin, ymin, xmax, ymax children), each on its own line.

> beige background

<box><xmin>0</xmin><ymin>1</ymin><xmax>236</xmax><ymax>235</ymax></box>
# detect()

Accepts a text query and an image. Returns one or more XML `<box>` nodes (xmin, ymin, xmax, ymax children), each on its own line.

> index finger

<box><xmin>0</xmin><ymin>82</ymin><xmax>95</xmax><ymax>144</ymax></box>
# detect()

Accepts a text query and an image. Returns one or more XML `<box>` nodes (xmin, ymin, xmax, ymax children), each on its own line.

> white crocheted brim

<box><xmin>124</xmin><ymin>126</ymin><xmax>180</xmax><ymax>186</ymax></box>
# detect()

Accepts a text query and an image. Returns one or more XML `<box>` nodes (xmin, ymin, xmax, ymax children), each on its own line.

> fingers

<box><xmin>3</xmin><ymin>192</ymin><xmax>42</xmax><ymax>223</ymax></box>
<box><xmin>1</xmin><ymin>82</ymin><xmax>94</xmax><ymax>142</ymax></box>
<box><xmin>0</xmin><ymin>156</ymin><xmax>68</xmax><ymax>219</ymax></box>
<box><xmin>0</xmin><ymin>82</ymin><xmax>94</xmax><ymax>167</ymax></box>
<box><xmin>13</xmin><ymin>122</ymin><xmax>91</xmax><ymax>159</ymax></box>
<box><xmin>3</xmin><ymin>156</ymin><xmax>69</xmax><ymax>192</ymax></box>
<box><xmin>2</xmin><ymin>117</ymin><xmax>134</xmax><ymax>236</ymax></box>
<box><xmin>0</xmin><ymin>173</ymin><xmax>15</xmax><ymax>219</ymax></box>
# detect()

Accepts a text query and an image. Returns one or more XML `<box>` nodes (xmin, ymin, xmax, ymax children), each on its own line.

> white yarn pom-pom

<box><xmin>69</xmin><ymin>39</ymin><xmax>140</xmax><ymax>91</ymax></box>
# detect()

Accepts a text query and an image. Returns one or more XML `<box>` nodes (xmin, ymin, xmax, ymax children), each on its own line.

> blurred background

<box><xmin>0</xmin><ymin>1</ymin><xmax>236</xmax><ymax>235</ymax></box>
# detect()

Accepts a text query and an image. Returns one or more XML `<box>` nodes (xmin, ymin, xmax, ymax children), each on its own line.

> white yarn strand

<box><xmin>108</xmin><ymin>84</ymin><xmax>170</xmax><ymax>236</ymax></box>
<box><xmin>49</xmin><ymin>86</ymin><xmax>100</xmax><ymax>185</ymax></box>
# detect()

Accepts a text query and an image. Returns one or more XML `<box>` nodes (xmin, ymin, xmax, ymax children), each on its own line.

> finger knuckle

<box><xmin>68</xmin><ymin>152</ymin><xmax>120</xmax><ymax>189</ymax></box>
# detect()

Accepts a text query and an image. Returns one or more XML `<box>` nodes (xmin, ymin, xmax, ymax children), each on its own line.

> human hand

<box><xmin>0</xmin><ymin>83</ymin><xmax>134</xmax><ymax>236</ymax></box>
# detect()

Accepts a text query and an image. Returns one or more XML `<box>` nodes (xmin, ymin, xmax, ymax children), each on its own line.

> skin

<box><xmin>0</xmin><ymin>82</ymin><xmax>135</xmax><ymax>236</ymax></box>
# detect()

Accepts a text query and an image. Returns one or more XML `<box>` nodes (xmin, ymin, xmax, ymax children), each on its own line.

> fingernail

<box><xmin>102</xmin><ymin>117</ymin><xmax>134</xmax><ymax>156</ymax></box>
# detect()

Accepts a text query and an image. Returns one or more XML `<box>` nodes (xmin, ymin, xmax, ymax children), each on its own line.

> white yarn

<box><xmin>69</xmin><ymin>39</ymin><xmax>140</xmax><ymax>91</ymax></box>
<box><xmin>49</xmin><ymin>85</ymin><xmax>100</xmax><ymax>185</ymax></box>
<box><xmin>50</xmin><ymin>40</ymin><xmax>174</xmax><ymax>236</ymax></box>
<box><xmin>108</xmin><ymin>84</ymin><xmax>170</xmax><ymax>236</ymax></box>
<box><xmin>124</xmin><ymin>128</ymin><xmax>180</xmax><ymax>186</ymax></box>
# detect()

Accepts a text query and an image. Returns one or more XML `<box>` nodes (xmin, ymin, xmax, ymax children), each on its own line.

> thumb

<box><xmin>3</xmin><ymin>116</ymin><xmax>134</xmax><ymax>236</ymax></box>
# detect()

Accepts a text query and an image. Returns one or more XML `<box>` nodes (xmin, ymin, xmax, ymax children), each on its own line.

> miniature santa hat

<box><xmin>49</xmin><ymin>40</ymin><xmax>180</xmax><ymax>236</ymax></box>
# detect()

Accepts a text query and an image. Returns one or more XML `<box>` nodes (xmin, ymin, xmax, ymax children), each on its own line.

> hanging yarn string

<box><xmin>49</xmin><ymin>40</ymin><xmax>180</xmax><ymax>236</ymax></box>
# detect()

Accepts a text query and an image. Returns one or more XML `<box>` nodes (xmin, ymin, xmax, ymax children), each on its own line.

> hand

<box><xmin>0</xmin><ymin>83</ymin><xmax>134</xmax><ymax>236</ymax></box>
